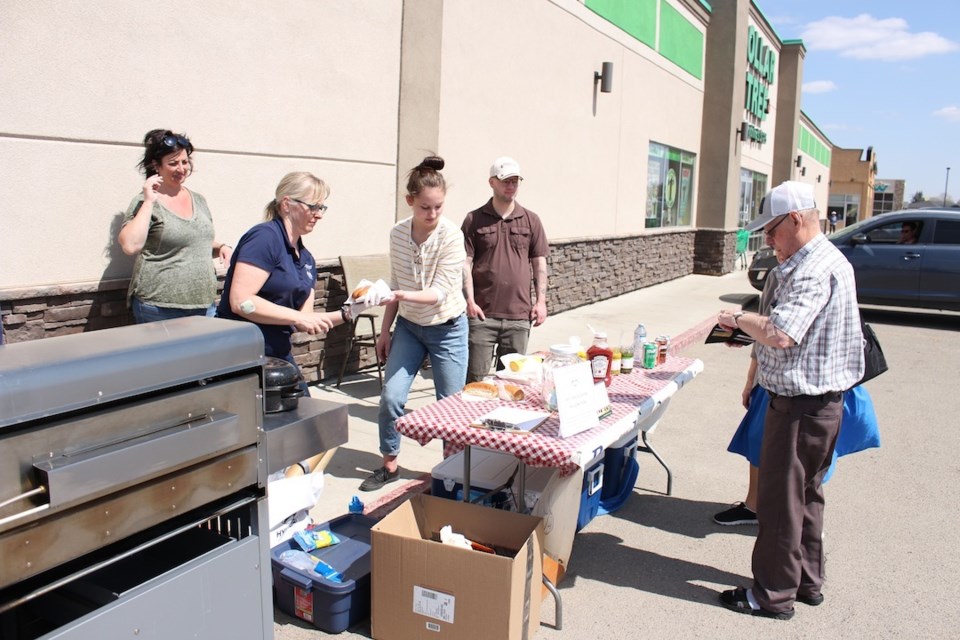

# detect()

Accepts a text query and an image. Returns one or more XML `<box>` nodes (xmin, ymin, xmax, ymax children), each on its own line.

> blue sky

<box><xmin>756</xmin><ymin>0</ymin><xmax>959</xmax><ymax>202</ymax></box>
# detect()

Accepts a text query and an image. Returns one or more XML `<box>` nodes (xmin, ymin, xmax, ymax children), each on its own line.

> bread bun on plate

<box><xmin>462</xmin><ymin>381</ymin><xmax>499</xmax><ymax>399</ymax></box>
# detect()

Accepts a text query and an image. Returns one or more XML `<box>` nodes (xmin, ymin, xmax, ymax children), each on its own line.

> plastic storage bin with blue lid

<box><xmin>271</xmin><ymin>512</ymin><xmax>377</xmax><ymax>633</ymax></box>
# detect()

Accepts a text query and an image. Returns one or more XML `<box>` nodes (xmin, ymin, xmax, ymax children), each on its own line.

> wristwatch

<box><xmin>732</xmin><ymin>312</ymin><xmax>745</xmax><ymax>327</ymax></box>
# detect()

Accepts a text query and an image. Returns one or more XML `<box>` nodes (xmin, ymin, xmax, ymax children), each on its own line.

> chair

<box><xmin>735</xmin><ymin>228</ymin><xmax>750</xmax><ymax>270</ymax></box>
<box><xmin>336</xmin><ymin>254</ymin><xmax>390</xmax><ymax>389</ymax></box>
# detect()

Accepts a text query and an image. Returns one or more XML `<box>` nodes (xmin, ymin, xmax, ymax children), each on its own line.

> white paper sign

<box><xmin>552</xmin><ymin>361</ymin><xmax>600</xmax><ymax>438</ymax></box>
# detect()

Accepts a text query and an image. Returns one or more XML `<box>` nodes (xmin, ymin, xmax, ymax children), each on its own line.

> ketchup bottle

<box><xmin>587</xmin><ymin>332</ymin><xmax>613</xmax><ymax>387</ymax></box>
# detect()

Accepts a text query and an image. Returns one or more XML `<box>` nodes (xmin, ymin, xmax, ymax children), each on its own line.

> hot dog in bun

<box><xmin>351</xmin><ymin>285</ymin><xmax>371</xmax><ymax>300</ymax></box>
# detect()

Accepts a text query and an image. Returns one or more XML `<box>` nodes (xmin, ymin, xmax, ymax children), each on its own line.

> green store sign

<box><xmin>744</xmin><ymin>26</ymin><xmax>775</xmax><ymax>126</ymax></box>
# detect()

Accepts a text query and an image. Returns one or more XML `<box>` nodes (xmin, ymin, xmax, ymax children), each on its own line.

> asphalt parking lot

<box><xmin>275</xmin><ymin>273</ymin><xmax>960</xmax><ymax>640</ymax></box>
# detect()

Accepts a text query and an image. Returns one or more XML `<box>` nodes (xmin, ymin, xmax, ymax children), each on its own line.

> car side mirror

<box><xmin>850</xmin><ymin>233</ymin><xmax>868</xmax><ymax>245</ymax></box>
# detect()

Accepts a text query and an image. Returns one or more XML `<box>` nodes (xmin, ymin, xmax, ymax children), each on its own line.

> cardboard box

<box><xmin>371</xmin><ymin>494</ymin><xmax>543</xmax><ymax>640</ymax></box>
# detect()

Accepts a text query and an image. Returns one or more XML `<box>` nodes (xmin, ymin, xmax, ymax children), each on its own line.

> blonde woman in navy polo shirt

<box><xmin>217</xmin><ymin>172</ymin><xmax>365</xmax><ymax>370</ymax></box>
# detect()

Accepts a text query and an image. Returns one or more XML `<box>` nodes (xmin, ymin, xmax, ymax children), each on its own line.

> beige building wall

<box><xmin>831</xmin><ymin>147</ymin><xmax>878</xmax><ymax>220</ymax></box>
<box><xmin>414</xmin><ymin>0</ymin><xmax>707</xmax><ymax>238</ymax></box>
<box><xmin>1</xmin><ymin>1</ymin><xmax>403</xmax><ymax>290</ymax></box>
<box><xmin>797</xmin><ymin>113</ymin><xmax>832</xmax><ymax>217</ymax></box>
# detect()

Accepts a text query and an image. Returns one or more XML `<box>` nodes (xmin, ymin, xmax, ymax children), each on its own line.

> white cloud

<box><xmin>801</xmin><ymin>14</ymin><xmax>959</xmax><ymax>61</ymax></box>
<box><xmin>934</xmin><ymin>106</ymin><xmax>960</xmax><ymax>122</ymax></box>
<box><xmin>802</xmin><ymin>80</ymin><xmax>838</xmax><ymax>94</ymax></box>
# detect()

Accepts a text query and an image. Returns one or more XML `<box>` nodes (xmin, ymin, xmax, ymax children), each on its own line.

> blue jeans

<box><xmin>131</xmin><ymin>297</ymin><xmax>216</xmax><ymax>324</ymax></box>
<box><xmin>378</xmin><ymin>314</ymin><xmax>468</xmax><ymax>457</ymax></box>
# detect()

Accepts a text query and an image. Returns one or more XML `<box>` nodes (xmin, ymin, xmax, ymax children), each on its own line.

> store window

<box><xmin>873</xmin><ymin>191</ymin><xmax>896</xmax><ymax>215</ymax></box>
<box><xmin>738</xmin><ymin>169</ymin><xmax>768</xmax><ymax>228</ymax></box>
<box><xmin>646</xmin><ymin>142</ymin><xmax>695</xmax><ymax>228</ymax></box>
<box><xmin>829</xmin><ymin>194</ymin><xmax>860</xmax><ymax>227</ymax></box>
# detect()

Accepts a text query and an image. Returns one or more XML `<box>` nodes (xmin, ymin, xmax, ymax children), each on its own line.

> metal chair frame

<box><xmin>336</xmin><ymin>254</ymin><xmax>390</xmax><ymax>389</ymax></box>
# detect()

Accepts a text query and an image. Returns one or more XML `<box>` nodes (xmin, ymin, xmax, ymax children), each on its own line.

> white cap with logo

<box><xmin>745</xmin><ymin>180</ymin><xmax>817</xmax><ymax>232</ymax></box>
<box><xmin>490</xmin><ymin>157</ymin><xmax>522</xmax><ymax>180</ymax></box>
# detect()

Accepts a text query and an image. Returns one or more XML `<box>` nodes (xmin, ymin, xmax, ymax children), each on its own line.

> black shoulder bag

<box><xmin>857</xmin><ymin>321</ymin><xmax>888</xmax><ymax>386</ymax></box>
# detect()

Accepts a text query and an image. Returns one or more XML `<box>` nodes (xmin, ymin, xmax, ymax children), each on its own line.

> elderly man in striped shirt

<box><xmin>716</xmin><ymin>181</ymin><xmax>864</xmax><ymax>620</ymax></box>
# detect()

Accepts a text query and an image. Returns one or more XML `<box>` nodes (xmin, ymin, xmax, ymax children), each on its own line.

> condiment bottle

<box><xmin>620</xmin><ymin>344</ymin><xmax>634</xmax><ymax>374</ymax></box>
<box><xmin>541</xmin><ymin>344</ymin><xmax>581</xmax><ymax>411</ymax></box>
<box><xmin>611</xmin><ymin>346</ymin><xmax>622</xmax><ymax>376</ymax></box>
<box><xmin>587</xmin><ymin>332</ymin><xmax>613</xmax><ymax>387</ymax></box>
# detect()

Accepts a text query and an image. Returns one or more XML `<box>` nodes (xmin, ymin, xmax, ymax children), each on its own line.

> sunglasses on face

<box><xmin>292</xmin><ymin>198</ymin><xmax>328</xmax><ymax>214</ymax></box>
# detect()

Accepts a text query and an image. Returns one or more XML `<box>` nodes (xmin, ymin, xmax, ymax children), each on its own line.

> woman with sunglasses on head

<box><xmin>359</xmin><ymin>156</ymin><xmax>469</xmax><ymax>492</ymax></box>
<box><xmin>217</xmin><ymin>172</ymin><xmax>372</xmax><ymax>371</ymax></box>
<box><xmin>118</xmin><ymin>129</ymin><xmax>233</xmax><ymax>323</ymax></box>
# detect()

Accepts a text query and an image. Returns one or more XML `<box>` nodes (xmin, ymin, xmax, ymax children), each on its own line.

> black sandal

<box><xmin>719</xmin><ymin>587</ymin><xmax>795</xmax><ymax>620</ymax></box>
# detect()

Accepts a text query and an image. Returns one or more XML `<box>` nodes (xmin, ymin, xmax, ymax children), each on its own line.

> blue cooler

<box><xmin>271</xmin><ymin>513</ymin><xmax>376</xmax><ymax>633</ymax></box>
<box><xmin>601</xmin><ymin>435</ymin><xmax>639</xmax><ymax>501</ymax></box>
<box><xmin>430</xmin><ymin>448</ymin><xmax>518</xmax><ymax>508</ymax></box>
<box><xmin>576</xmin><ymin>460</ymin><xmax>605</xmax><ymax>531</ymax></box>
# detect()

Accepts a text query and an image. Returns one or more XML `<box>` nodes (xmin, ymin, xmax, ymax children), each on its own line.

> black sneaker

<box><xmin>713</xmin><ymin>502</ymin><xmax>758</xmax><ymax>526</ymax></box>
<box><xmin>360</xmin><ymin>467</ymin><xmax>401</xmax><ymax>492</ymax></box>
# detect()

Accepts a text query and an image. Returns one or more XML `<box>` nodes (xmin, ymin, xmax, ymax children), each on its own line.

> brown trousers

<box><xmin>752</xmin><ymin>391</ymin><xmax>843</xmax><ymax>613</ymax></box>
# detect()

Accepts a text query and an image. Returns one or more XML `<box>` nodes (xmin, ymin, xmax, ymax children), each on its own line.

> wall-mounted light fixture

<box><xmin>736</xmin><ymin>122</ymin><xmax>749</xmax><ymax>142</ymax></box>
<box><xmin>801</xmin><ymin>167</ymin><xmax>807</xmax><ymax>177</ymax></box>
<box><xmin>594</xmin><ymin>62</ymin><xmax>614</xmax><ymax>93</ymax></box>
<box><xmin>795</xmin><ymin>155</ymin><xmax>803</xmax><ymax>168</ymax></box>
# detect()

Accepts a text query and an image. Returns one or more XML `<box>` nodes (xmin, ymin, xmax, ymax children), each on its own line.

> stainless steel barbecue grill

<box><xmin>0</xmin><ymin>317</ymin><xmax>347</xmax><ymax>639</ymax></box>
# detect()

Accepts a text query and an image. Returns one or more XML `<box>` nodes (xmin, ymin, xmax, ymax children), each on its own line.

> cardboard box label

<box><xmin>413</xmin><ymin>586</ymin><xmax>455</xmax><ymax>624</ymax></box>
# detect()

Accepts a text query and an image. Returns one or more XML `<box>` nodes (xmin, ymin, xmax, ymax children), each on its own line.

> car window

<box><xmin>932</xmin><ymin>220</ymin><xmax>960</xmax><ymax>245</ymax></box>
<box><xmin>864</xmin><ymin>220</ymin><xmax>923</xmax><ymax>244</ymax></box>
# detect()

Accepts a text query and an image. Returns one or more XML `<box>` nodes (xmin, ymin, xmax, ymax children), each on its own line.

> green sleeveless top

<box><xmin>124</xmin><ymin>190</ymin><xmax>217</xmax><ymax>308</ymax></box>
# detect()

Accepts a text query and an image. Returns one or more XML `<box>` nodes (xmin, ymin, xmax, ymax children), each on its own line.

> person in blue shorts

<box><xmin>713</xmin><ymin>248</ymin><xmax>881</xmax><ymax>526</ymax></box>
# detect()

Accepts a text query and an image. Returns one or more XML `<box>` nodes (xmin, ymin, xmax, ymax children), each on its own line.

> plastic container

<box><xmin>431</xmin><ymin>447</ymin><xmax>517</xmax><ymax>507</ymax></box>
<box><xmin>576</xmin><ymin>460</ymin><xmax>605</xmax><ymax>531</ymax></box>
<box><xmin>271</xmin><ymin>513</ymin><xmax>376</xmax><ymax>633</ymax></box>
<box><xmin>601</xmin><ymin>435</ymin><xmax>639</xmax><ymax>501</ymax></box>
<box><xmin>541</xmin><ymin>344</ymin><xmax>581</xmax><ymax>411</ymax></box>
<box><xmin>632</xmin><ymin>323</ymin><xmax>647</xmax><ymax>366</ymax></box>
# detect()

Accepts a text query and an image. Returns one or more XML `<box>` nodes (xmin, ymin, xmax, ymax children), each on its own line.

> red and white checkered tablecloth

<box><xmin>396</xmin><ymin>356</ymin><xmax>703</xmax><ymax>476</ymax></box>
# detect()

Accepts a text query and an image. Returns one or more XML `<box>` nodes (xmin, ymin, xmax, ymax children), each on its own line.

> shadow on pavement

<box><xmin>859</xmin><ymin>306</ymin><xmax>960</xmax><ymax>331</ymax></box>
<box><xmin>612</xmin><ymin>493</ymin><xmax>758</xmax><ymax>540</ymax></box>
<box><xmin>563</xmin><ymin>530</ymin><xmax>749</xmax><ymax>606</ymax></box>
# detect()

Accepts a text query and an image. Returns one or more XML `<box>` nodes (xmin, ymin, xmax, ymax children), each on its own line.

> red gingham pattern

<box><xmin>396</xmin><ymin>356</ymin><xmax>703</xmax><ymax>476</ymax></box>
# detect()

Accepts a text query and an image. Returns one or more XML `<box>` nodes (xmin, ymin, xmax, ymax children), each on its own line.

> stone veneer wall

<box><xmin>1</xmin><ymin>230</ymin><xmax>734</xmax><ymax>380</ymax></box>
<box><xmin>546</xmin><ymin>231</ymin><xmax>697</xmax><ymax>313</ymax></box>
<box><xmin>693</xmin><ymin>228</ymin><xmax>739</xmax><ymax>276</ymax></box>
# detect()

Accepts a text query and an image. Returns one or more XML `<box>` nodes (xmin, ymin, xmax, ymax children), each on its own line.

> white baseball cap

<box><xmin>745</xmin><ymin>181</ymin><xmax>817</xmax><ymax>232</ymax></box>
<box><xmin>490</xmin><ymin>157</ymin><xmax>522</xmax><ymax>180</ymax></box>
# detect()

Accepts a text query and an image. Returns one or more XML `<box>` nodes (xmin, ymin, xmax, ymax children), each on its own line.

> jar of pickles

<box><xmin>541</xmin><ymin>344</ymin><xmax>581</xmax><ymax>411</ymax></box>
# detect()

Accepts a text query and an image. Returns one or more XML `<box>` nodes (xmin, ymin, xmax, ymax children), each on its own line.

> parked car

<box><xmin>747</xmin><ymin>208</ymin><xmax>960</xmax><ymax>311</ymax></box>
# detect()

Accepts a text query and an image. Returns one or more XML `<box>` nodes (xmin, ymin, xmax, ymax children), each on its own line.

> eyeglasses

<box><xmin>162</xmin><ymin>134</ymin><xmax>192</xmax><ymax>149</ymax></box>
<box><xmin>764</xmin><ymin>213</ymin><xmax>791</xmax><ymax>237</ymax></box>
<box><xmin>292</xmin><ymin>198</ymin><xmax>328</xmax><ymax>214</ymax></box>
